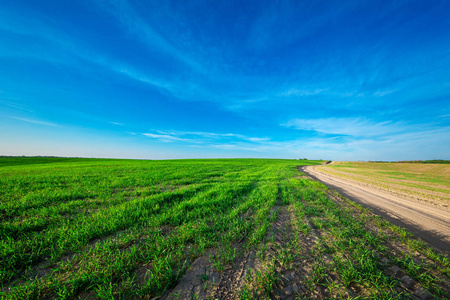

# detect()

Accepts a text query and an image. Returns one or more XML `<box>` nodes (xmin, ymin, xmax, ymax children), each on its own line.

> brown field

<box><xmin>318</xmin><ymin>162</ymin><xmax>450</xmax><ymax>210</ymax></box>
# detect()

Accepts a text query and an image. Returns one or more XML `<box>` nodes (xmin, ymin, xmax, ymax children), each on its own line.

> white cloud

<box><xmin>246</xmin><ymin>137</ymin><xmax>271</xmax><ymax>143</ymax></box>
<box><xmin>109</xmin><ymin>121</ymin><xmax>124</xmax><ymax>126</ymax></box>
<box><xmin>282</xmin><ymin>118</ymin><xmax>407</xmax><ymax>137</ymax></box>
<box><xmin>0</xmin><ymin>6</ymin><xmax>176</xmax><ymax>94</ymax></box>
<box><xmin>140</xmin><ymin>125</ymin><xmax>450</xmax><ymax>160</ymax></box>
<box><xmin>8</xmin><ymin>116</ymin><xmax>59</xmax><ymax>127</ymax></box>
<box><xmin>142</xmin><ymin>129</ymin><xmax>271</xmax><ymax>146</ymax></box>
<box><xmin>211</xmin><ymin>144</ymin><xmax>265</xmax><ymax>152</ymax></box>
<box><xmin>0</xmin><ymin>100</ymin><xmax>33</xmax><ymax>112</ymax></box>
<box><xmin>142</xmin><ymin>133</ymin><xmax>192</xmax><ymax>142</ymax></box>
<box><xmin>278</xmin><ymin>87</ymin><xmax>369</xmax><ymax>99</ymax></box>
<box><xmin>97</xmin><ymin>0</ymin><xmax>204</xmax><ymax>73</ymax></box>
<box><xmin>373</xmin><ymin>90</ymin><xmax>396</xmax><ymax>97</ymax></box>
<box><xmin>280</xmin><ymin>88</ymin><xmax>327</xmax><ymax>97</ymax></box>
<box><xmin>295</xmin><ymin>127</ymin><xmax>450</xmax><ymax>161</ymax></box>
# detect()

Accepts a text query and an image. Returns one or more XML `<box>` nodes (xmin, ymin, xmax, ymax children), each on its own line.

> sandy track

<box><xmin>301</xmin><ymin>165</ymin><xmax>450</xmax><ymax>253</ymax></box>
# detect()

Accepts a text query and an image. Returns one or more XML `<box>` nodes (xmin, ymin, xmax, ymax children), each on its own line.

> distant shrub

<box><xmin>394</xmin><ymin>160</ymin><xmax>450</xmax><ymax>164</ymax></box>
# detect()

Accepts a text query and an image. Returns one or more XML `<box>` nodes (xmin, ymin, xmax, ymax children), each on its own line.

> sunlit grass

<box><xmin>1</xmin><ymin>157</ymin><xmax>448</xmax><ymax>299</ymax></box>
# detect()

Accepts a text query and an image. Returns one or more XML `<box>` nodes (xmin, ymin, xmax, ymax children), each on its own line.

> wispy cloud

<box><xmin>0</xmin><ymin>6</ymin><xmax>175</xmax><ymax>92</ymax></box>
<box><xmin>143</xmin><ymin>129</ymin><xmax>270</xmax><ymax>144</ymax></box>
<box><xmin>203</xmin><ymin>125</ymin><xmax>450</xmax><ymax>160</ymax></box>
<box><xmin>278</xmin><ymin>87</ymin><xmax>367</xmax><ymax>99</ymax></box>
<box><xmin>293</xmin><ymin>126</ymin><xmax>450</xmax><ymax>161</ymax></box>
<box><xmin>158</xmin><ymin>130</ymin><xmax>270</xmax><ymax>143</ymax></box>
<box><xmin>142</xmin><ymin>133</ymin><xmax>192</xmax><ymax>142</ymax></box>
<box><xmin>96</xmin><ymin>0</ymin><xmax>204</xmax><ymax>73</ymax></box>
<box><xmin>277</xmin><ymin>116</ymin><xmax>450</xmax><ymax>160</ymax></box>
<box><xmin>282</xmin><ymin>118</ymin><xmax>407</xmax><ymax>137</ymax></box>
<box><xmin>0</xmin><ymin>100</ymin><xmax>33</xmax><ymax>112</ymax></box>
<box><xmin>210</xmin><ymin>144</ymin><xmax>267</xmax><ymax>152</ymax></box>
<box><xmin>109</xmin><ymin>121</ymin><xmax>124</xmax><ymax>126</ymax></box>
<box><xmin>8</xmin><ymin>116</ymin><xmax>60</xmax><ymax>127</ymax></box>
<box><xmin>279</xmin><ymin>88</ymin><xmax>327</xmax><ymax>97</ymax></box>
<box><xmin>373</xmin><ymin>90</ymin><xmax>396</xmax><ymax>97</ymax></box>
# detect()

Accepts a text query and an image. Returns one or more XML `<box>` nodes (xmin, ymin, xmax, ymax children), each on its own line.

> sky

<box><xmin>1</xmin><ymin>0</ymin><xmax>449</xmax><ymax>160</ymax></box>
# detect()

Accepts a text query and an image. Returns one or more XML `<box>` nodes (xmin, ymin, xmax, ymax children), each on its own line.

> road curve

<box><xmin>300</xmin><ymin>164</ymin><xmax>450</xmax><ymax>253</ymax></box>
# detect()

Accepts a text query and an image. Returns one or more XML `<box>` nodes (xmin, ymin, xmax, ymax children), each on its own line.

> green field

<box><xmin>1</xmin><ymin>158</ymin><xmax>449</xmax><ymax>299</ymax></box>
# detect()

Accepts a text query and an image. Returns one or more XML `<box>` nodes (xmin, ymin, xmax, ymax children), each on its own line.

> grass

<box><xmin>1</xmin><ymin>157</ymin><xmax>449</xmax><ymax>299</ymax></box>
<box><xmin>238</xmin><ymin>178</ymin><xmax>449</xmax><ymax>299</ymax></box>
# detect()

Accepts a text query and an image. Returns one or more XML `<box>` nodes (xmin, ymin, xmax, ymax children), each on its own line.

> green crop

<box><xmin>1</xmin><ymin>157</ymin><xmax>448</xmax><ymax>299</ymax></box>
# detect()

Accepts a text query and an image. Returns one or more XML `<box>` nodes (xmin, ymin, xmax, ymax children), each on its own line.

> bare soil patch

<box><xmin>301</xmin><ymin>165</ymin><xmax>450</xmax><ymax>252</ymax></box>
<box><xmin>318</xmin><ymin>167</ymin><xmax>450</xmax><ymax>204</ymax></box>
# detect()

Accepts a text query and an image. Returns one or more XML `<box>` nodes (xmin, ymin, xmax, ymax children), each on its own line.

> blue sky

<box><xmin>1</xmin><ymin>0</ymin><xmax>449</xmax><ymax>160</ymax></box>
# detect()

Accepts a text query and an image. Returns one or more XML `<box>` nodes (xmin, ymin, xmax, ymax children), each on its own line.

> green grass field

<box><xmin>1</xmin><ymin>157</ymin><xmax>449</xmax><ymax>299</ymax></box>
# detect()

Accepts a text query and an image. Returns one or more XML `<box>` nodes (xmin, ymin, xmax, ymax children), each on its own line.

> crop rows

<box><xmin>0</xmin><ymin>158</ymin><xmax>449</xmax><ymax>299</ymax></box>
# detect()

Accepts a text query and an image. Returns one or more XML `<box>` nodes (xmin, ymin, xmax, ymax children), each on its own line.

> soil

<box><xmin>318</xmin><ymin>167</ymin><xmax>450</xmax><ymax>202</ymax></box>
<box><xmin>301</xmin><ymin>164</ymin><xmax>450</xmax><ymax>253</ymax></box>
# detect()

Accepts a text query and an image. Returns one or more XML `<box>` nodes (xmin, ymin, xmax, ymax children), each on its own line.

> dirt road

<box><xmin>301</xmin><ymin>164</ymin><xmax>450</xmax><ymax>253</ymax></box>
